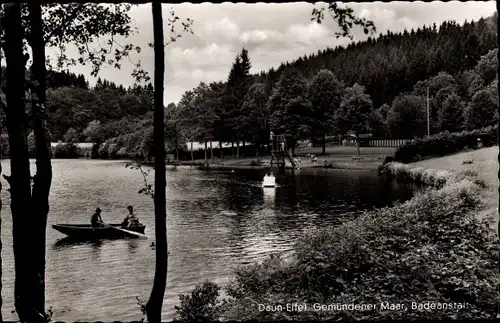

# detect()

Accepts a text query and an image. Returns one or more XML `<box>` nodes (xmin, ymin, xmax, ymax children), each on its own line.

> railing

<box><xmin>366</xmin><ymin>138</ymin><xmax>413</xmax><ymax>147</ymax></box>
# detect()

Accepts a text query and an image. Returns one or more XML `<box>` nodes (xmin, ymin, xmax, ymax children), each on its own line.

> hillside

<box><xmin>0</xmin><ymin>14</ymin><xmax>497</xmax><ymax>160</ymax></box>
<box><xmin>258</xmin><ymin>15</ymin><xmax>497</xmax><ymax>109</ymax></box>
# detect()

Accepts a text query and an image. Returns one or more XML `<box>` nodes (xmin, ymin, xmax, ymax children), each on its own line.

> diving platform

<box><xmin>269</xmin><ymin>133</ymin><xmax>296</xmax><ymax>170</ymax></box>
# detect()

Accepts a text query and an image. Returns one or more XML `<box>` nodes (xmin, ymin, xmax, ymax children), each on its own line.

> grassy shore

<box><xmin>174</xmin><ymin>146</ymin><xmax>395</xmax><ymax>170</ymax></box>
<box><xmin>409</xmin><ymin>146</ymin><xmax>499</xmax><ymax>232</ymax></box>
<box><xmin>174</xmin><ymin>154</ymin><xmax>499</xmax><ymax>321</ymax></box>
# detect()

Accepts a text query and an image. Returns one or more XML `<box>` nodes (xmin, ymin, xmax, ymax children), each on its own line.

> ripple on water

<box><xmin>0</xmin><ymin>160</ymin><xmax>418</xmax><ymax>321</ymax></box>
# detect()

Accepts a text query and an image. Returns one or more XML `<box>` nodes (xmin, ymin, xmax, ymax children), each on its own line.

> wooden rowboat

<box><xmin>52</xmin><ymin>223</ymin><xmax>146</xmax><ymax>240</ymax></box>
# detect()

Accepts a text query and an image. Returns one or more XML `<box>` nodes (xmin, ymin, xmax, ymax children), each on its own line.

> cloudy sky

<box><xmin>54</xmin><ymin>1</ymin><xmax>496</xmax><ymax>104</ymax></box>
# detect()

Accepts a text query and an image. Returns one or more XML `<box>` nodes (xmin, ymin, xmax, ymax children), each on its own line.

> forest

<box><xmin>1</xmin><ymin>14</ymin><xmax>497</xmax><ymax>160</ymax></box>
<box><xmin>1</xmin><ymin>4</ymin><xmax>498</xmax><ymax>323</ymax></box>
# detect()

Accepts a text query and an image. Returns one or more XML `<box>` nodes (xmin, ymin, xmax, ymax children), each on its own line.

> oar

<box><xmin>102</xmin><ymin>223</ymin><xmax>148</xmax><ymax>239</ymax></box>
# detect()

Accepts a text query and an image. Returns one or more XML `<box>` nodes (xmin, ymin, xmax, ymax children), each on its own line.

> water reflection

<box><xmin>53</xmin><ymin>237</ymin><xmax>104</xmax><ymax>250</ymax></box>
<box><xmin>0</xmin><ymin>160</ymin><xmax>419</xmax><ymax>321</ymax></box>
<box><xmin>262</xmin><ymin>187</ymin><xmax>276</xmax><ymax>204</ymax></box>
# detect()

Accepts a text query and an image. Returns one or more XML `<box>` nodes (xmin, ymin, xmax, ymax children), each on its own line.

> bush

<box><xmin>381</xmin><ymin>162</ymin><xmax>487</xmax><ymax>189</ymax></box>
<box><xmin>174</xmin><ymin>281</ymin><xmax>226</xmax><ymax>321</ymax></box>
<box><xmin>54</xmin><ymin>143</ymin><xmax>79</xmax><ymax>158</ymax></box>
<box><xmin>107</xmin><ymin>143</ymin><xmax>120</xmax><ymax>159</ymax></box>
<box><xmin>249</xmin><ymin>159</ymin><xmax>262</xmax><ymax>166</ymax></box>
<box><xmin>98</xmin><ymin>143</ymin><xmax>109</xmax><ymax>159</ymax></box>
<box><xmin>1</xmin><ymin>134</ymin><xmax>9</xmax><ymax>157</ymax></box>
<box><xmin>116</xmin><ymin>147</ymin><xmax>128</xmax><ymax>158</ymax></box>
<box><xmin>219</xmin><ymin>169</ymin><xmax>498</xmax><ymax>320</ymax></box>
<box><xmin>393</xmin><ymin>126</ymin><xmax>497</xmax><ymax>163</ymax></box>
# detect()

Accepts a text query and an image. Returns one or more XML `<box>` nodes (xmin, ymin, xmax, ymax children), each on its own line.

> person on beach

<box><xmin>90</xmin><ymin>207</ymin><xmax>103</xmax><ymax>227</ymax></box>
<box><xmin>122</xmin><ymin>205</ymin><xmax>139</xmax><ymax>228</ymax></box>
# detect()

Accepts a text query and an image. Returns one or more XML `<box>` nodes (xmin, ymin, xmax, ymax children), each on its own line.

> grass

<box><xmin>175</xmin><ymin>164</ymin><xmax>499</xmax><ymax>321</ymax></box>
<box><xmin>409</xmin><ymin>146</ymin><xmax>499</xmax><ymax>232</ymax></box>
<box><xmin>295</xmin><ymin>145</ymin><xmax>397</xmax><ymax>156</ymax></box>
<box><xmin>183</xmin><ymin>147</ymin><xmax>395</xmax><ymax>170</ymax></box>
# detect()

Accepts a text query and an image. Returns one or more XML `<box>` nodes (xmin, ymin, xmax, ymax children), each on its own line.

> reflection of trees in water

<box><xmin>218</xmin><ymin>171</ymin><xmax>263</xmax><ymax>214</ymax></box>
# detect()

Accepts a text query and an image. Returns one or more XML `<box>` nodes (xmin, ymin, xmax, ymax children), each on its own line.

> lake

<box><xmin>0</xmin><ymin>159</ymin><xmax>419</xmax><ymax>321</ymax></box>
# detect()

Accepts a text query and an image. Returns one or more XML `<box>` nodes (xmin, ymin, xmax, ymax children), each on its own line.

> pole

<box><xmin>427</xmin><ymin>87</ymin><xmax>430</xmax><ymax>137</ymax></box>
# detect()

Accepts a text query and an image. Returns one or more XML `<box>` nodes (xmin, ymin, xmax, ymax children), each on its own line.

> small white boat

<box><xmin>262</xmin><ymin>173</ymin><xmax>276</xmax><ymax>187</ymax></box>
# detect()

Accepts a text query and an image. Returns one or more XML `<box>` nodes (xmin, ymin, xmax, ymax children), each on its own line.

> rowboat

<box><xmin>52</xmin><ymin>223</ymin><xmax>146</xmax><ymax>240</ymax></box>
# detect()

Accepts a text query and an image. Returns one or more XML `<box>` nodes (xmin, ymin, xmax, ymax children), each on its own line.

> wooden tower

<box><xmin>269</xmin><ymin>133</ymin><xmax>296</xmax><ymax>170</ymax></box>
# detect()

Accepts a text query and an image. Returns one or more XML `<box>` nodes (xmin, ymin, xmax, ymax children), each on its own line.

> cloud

<box><xmin>240</xmin><ymin>29</ymin><xmax>284</xmax><ymax>47</ymax></box>
<box><xmin>51</xmin><ymin>2</ymin><xmax>495</xmax><ymax>104</ymax></box>
<box><xmin>202</xmin><ymin>17</ymin><xmax>241</xmax><ymax>40</ymax></box>
<box><xmin>285</xmin><ymin>22</ymin><xmax>331</xmax><ymax>46</ymax></box>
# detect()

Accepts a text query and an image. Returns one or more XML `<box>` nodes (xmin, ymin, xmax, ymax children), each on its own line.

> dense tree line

<box><xmin>170</xmin><ymin>15</ymin><xmax>498</xmax><ymax>156</ymax></box>
<box><xmin>0</xmin><ymin>68</ymin><xmax>155</xmax><ymax>158</ymax></box>
<box><xmin>3</xmin><ymin>15</ymin><xmax>497</xmax><ymax>161</ymax></box>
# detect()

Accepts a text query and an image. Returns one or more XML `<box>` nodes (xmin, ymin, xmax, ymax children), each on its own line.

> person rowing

<box><xmin>122</xmin><ymin>205</ymin><xmax>140</xmax><ymax>228</ymax></box>
<box><xmin>90</xmin><ymin>207</ymin><xmax>104</xmax><ymax>227</ymax></box>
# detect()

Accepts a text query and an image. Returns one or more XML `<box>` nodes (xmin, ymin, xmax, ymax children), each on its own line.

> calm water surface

<box><xmin>0</xmin><ymin>159</ymin><xmax>419</xmax><ymax>321</ymax></box>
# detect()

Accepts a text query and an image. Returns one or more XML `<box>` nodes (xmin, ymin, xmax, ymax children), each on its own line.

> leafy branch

<box><xmin>125</xmin><ymin>161</ymin><xmax>155</xmax><ymax>199</ymax></box>
<box><xmin>128</xmin><ymin>7</ymin><xmax>194</xmax><ymax>197</ymax></box>
<box><xmin>148</xmin><ymin>7</ymin><xmax>194</xmax><ymax>48</ymax></box>
<box><xmin>312</xmin><ymin>2</ymin><xmax>376</xmax><ymax>40</ymax></box>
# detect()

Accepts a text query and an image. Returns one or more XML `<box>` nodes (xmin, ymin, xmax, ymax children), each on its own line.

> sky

<box><xmin>50</xmin><ymin>1</ymin><xmax>497</xmax><ymax>105</ymax></box>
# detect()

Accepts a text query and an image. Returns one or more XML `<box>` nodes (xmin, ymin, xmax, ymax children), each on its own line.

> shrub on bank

<box><xmin>393</xmin><ymin>126</ymin><xmax>497</xmax><ymax>163</ymax></box>
<box><xmin>1</xmin><ymin>134</ymin><xmax>9</xmax><ymax>157</ymax></box>
<box><xmin>176</xmin><ymin>168</ymin><xmax>498</xmax><ymax>320</ymax></box>
<box><xmin>53</xmin><ymin>143</ymin><xmax>79</xmax><ymax>158</ymax></box>
<box><xmin>249</xmin><ymin>159</ymin><xmax>262</xmax><ymax>166</ymax></box>
<box><xmin>381</xmin><ymin>162</ymin><xmax>487</xmax><ymax>189</ymax></box>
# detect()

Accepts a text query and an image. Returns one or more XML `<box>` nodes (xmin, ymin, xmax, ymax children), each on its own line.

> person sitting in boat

<box><xmin>122</xmin><ymin>205</ymin><xmax>140</xmax><ymax>228</ymax></box>
<box><xmin>90</xmin><ymin>207</ymin><xmax>103</xmax><ymax>227</ymax></box>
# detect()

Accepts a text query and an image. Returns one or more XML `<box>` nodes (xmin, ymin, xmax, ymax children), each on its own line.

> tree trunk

<box><xmin>231</xmin><ymin>138</ymin><xmax>234</xmax><ymax>158</ymax></box>
<box><xmin>0</xmin><ymin>77</ymin><xmax>3</xmax><ymax>323</ymax></box>
<box><xmin>175</xmin><ymin>124</ymin><xmax>179</xmax><ymax>161</ymax></box>
<box><xmin>210</xmin><ymin>141</ymin><xmax>213</xmax><ymax>160</ymax></box>
<box><xmin>219</xmin><ymin>141</ymin><xmax>223</xmax><ymax>159</ymax></box>
<box><xmin>204</xmin><ymin>141</ymin><xmax>208</xmax><ymax>164</ymax></box>
<box><xmin>91</xmin><ymin>141</ymin><xmax>100</xmax><ymax>159</ymax></box>
<box><xmin>28</xmin><ymin>3</ymin><xmax>53</xmax><ymax>320</ymax></box>
<box><xmin>190</xmin><ymin>142</ymin><xmax>193</xmax><ymax>162</ymax></box>
<box><xmin>2</xmin><ymin>4</ymin><xmax>37</xmax><ymax>322</ymax></box>
<box><xmin>322</xmin><ymin>133</ymin><xmax>326</xmax><ymax>155</ymax></box>
<box><xmin>242</xmin><ymin>140</ymin><xmax>245</xmax><ymax>158</ymax></box>
<box><xmin>497</xmin><ymin>3</ymin><xmax>500</xmax><ymax>262</ymax></box>
<box><xmin>236</xmin><ymin>137</ymin><xmax>240</xmax><ymax>159</ymax></box>
<box><xmin>145</xmin><ymin>4</ymin><xmax>168</xmax><ymax>322</ymax></box>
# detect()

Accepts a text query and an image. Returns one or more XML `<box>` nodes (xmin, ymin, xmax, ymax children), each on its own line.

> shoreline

<box><xmin>3</xmin><ymin>155</ymin><xmax>387</xmax><ymax>171</ymax></box>
<box><xmin>215</xmin><ymin>156</ymin><xmax>499</xmax><ymax>321</ymax></box>
<box><xmin>169</xmin><ymin>156</ymin><xmax>387</xmax><ymax>171</ymax></box>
